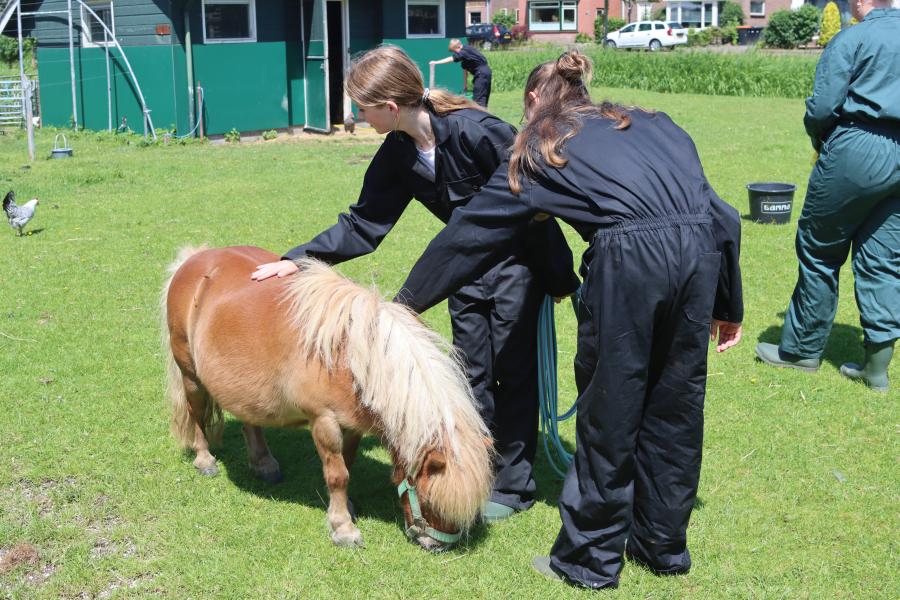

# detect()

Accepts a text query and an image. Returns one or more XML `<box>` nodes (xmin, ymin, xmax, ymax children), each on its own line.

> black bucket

<box><xmin>747</xmin><ymin>182</ymin><xmax>796</xmax><ymax>224</ymax></box>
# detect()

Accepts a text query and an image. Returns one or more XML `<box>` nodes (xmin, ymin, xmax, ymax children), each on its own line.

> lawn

<box><xmin>0</xmin><ymin>87</ymin><xmax>897</xmax><ymax>599</ymax></box>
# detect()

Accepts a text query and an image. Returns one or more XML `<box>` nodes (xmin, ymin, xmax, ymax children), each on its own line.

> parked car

<box><xmin>465</xmin><ymin>23</ymin><xmax>513</xmax><ymax>50</ymax></box>
<box><xmin>605</xmin><ymin>20</ymin><xmax>687</xmax><ymax>51</ymax></box>
<box><xmin>667</xmin><ymin>21</ymin><xmax>689</xmax><ymax>41</ymax></box>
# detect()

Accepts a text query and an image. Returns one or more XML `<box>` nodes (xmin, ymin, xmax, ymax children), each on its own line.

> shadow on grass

<box><xmin>757</xmin><ymin>321</ymin><xmax>865</xmax><ymax>370</ymax></box>
<box><xmin>214</xmin><ymin>421</ymin><xmax>493</xmax><ymax>551</ymax></box>
<box><xmin>216</xmin><ymin>421</ymin><xmax>396</xmax><ymax>524</ymax></box>
<box><xmin>531</xmin><ymin>438</ymin><xmax>575</xmax><ymax>510</ymax></box>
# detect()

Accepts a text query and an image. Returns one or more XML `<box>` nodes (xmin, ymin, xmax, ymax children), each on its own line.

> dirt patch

<box><xmin>0</xmin><ymin>542</ymin><xmax>39</xmax><ymax>574</ymax></box>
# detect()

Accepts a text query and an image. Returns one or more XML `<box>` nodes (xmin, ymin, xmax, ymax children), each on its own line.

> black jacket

<box><xmin>283</xmin><ymin>108</ymin><xmax>579</xmax><ymax>296</ymax></box>
<box><xmin>397</xmin><ymin>110</ymin><xmax>744</xmax><ymax>323</ymax></box>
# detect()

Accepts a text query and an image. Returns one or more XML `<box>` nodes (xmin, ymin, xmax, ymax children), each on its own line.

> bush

<box><xmin>575</xmin><ymin>33</ymin><xmax>593</xmax><ymax>44</ymax></box>
<box><xmin>764</xmin><ymin>10</ymin><xmax>795</xmax><ymax>48</ymax></box>
<box><xmin>687</xmin><ymin>27</ymin><xmax>713</xmax><ymax>47</ymax></box>
<box><xmin>793</xmin><ymin>4</ymin><xmax>821</xmax><ymax>45</ymax></box>
<box><xmin>721</xmin><ymin>23</ymin><xmax>739</xmax><ymax>45</ymax></box>
<box><xmin>819</xmin><ymin>1</ymin><xmax>840</xmax><ymax>45</ymax></box>
<box><xmin>0</xmin><ymin>35</ymin><xmax>18</xmax><ymax>65</ymax></box>
<box><xmin>765</xmin><ymin>5</ymin><xmax>821</xmax><ymax>48</ymax></box>
<box><xmin>595</xmin><ymin>17</ymin><xmax>627</xmax><ymax>42</ymax></box>
<box><xmin>262</xmin><ymin>129</ymin><xmax>278</xmax><ymax>141</ymax></box>
<box><xmin>224</xmin><ymin>128</ymin><xmax>240</xmax><ymax>143</ymax></box>
<box><xmin>652</xmin><ymin>7</ymin><xmax>667</xmax><ymax>21</ymax></box>
<box><xmin>720</xmin><ymin>1</ymin><xmax>745</xmax><ymax>26</ymax></box>
<box><xmin>492</xmin><ymin>12</ymin><xmax>517</xmax><ymax>29</ymax></box>
<box><xmin>509</xmin><ymin>24</ymin><xmax>531</xmax><ymax>43</ymax></box>
<box><xmin>486</xmin><ymin>47</ymin><xmax>817</xmax><ymax>98</ymax></box>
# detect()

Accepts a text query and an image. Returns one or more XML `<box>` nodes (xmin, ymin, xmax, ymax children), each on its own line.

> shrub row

<box><xmin>487</xmin><ymin>48</ymin><xmax>816</xmax><ymax>98</ymax></box>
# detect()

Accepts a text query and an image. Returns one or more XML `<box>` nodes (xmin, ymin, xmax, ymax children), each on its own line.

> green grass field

<box><xmin>0</xmin><ymin>88</ymin><xmax>897</xmax><ymax>599</ymax></box>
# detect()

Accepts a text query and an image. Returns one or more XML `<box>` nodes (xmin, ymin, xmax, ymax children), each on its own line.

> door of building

<box><xmin>303</xmin><ymin>0</ymin><xmax>329</xmax><ymax>132</ymax></box>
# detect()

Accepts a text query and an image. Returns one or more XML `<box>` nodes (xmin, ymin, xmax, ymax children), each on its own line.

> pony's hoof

<box><xmin>254</xmin><ymin>468</ymin><xmax>283</xmax><ymax>484</ymax></box>
<box><xmin>331</xmin><ymin>528</ymin><xmax>364</xmax><ymax>548</ymax></box>
<box><xmin>198</xmin><ymin>464</ymin><xmax>219</xmax><ymax>477</ymax></box>
<box><xmin>414</xmin><ymin>535</ymin><xmax>454</xmax><ymax>553</ymax></box>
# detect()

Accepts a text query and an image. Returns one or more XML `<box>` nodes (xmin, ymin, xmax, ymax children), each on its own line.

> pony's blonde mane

<box><xmin>283</xmin><ymin>259</ymin><xmax>487</xmax><ymax>465</ymax></box>
<box><xmin>283</xmin><ymin>259</ymin><xmax>493</xmax><ymax>525</ymax></box>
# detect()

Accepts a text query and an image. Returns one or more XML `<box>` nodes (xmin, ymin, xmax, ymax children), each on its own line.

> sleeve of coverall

<box><xmin>282</xmin><ymin>140</ymin><xmax>413</xmax><ymax>264</ymax></box>
<box><xmin>803</xmin><ymin>34</ymin><xmax>855</xmax><ymax>152</ymax></box>
<box><xmin>463</xmin><ymin>118</ymin><xmax>581</xmax><ymax>298</ymax></box>
<box><xmin>707</xmin><ymin>182</ymin><xmax>744</xmax><ymax>324</ymax></box>
<box><xmin>396</xmin><ymin>160</ymin><xmax>537</xmax><ymax>313</ymax></box>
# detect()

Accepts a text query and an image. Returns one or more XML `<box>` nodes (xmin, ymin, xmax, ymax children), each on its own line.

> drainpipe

<box><xmin>183</xmin><ymin>0</ymin><xmax>196</xmax><ymax>134</ymax></box>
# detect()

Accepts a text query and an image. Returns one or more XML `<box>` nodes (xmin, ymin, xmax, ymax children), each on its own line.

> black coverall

<box><xmin>397</xmin><ymin>111</ymin><xmax>743</xmax><ymax>588</ymax></box>
<box><xmin>283</xmin><ymin>108</ymin><xmax>580</xmax><ymax>511</ymax></box>
<box><xmin>453</xmin><ymin>45</ymin><xmax>492</xmax><ymax>107</ymax></box>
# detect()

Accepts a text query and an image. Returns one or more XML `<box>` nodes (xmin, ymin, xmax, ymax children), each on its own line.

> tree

<box><xmin>763</xmin><ymin>5</ymin><xmax>821</xmax><ymax>48</ymax></box>
<box><xmin>818</xmin><ymin>1</ymin><xmax>841</xmax><ymax>46</ymax></box>
<box><xmin>492</xmin><ymin>11</ymin><xmax>517</xmax><ymax>29</ymax></box>
<box><xmin>720</xmin><ymin>1</ymin><xmax>745</xmax><ymax>26</ymax></box>
<box><xmin>623</xmin><ymin>0</ymin><xmax>636</xmax><ymax>22</ymax></box>
<box><xmin>793</xmin><ymin>4</ymin><xmax>821</xmax><ymax>46</ymax></box>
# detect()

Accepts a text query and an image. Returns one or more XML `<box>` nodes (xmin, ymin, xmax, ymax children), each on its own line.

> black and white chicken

<box><xmin>3</xmin><ymin>191</ymin><xmax>39</xmax><ymax>236</ymax></box>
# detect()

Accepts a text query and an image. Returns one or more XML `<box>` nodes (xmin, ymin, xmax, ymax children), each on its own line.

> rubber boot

<box><xmin>481</xmin><ymin>501</ymin><xmax>516</xmax><ymax>523</ymax></box>
<box><xmin>755</xmin><ymin>342</ymin><xmax>821</xmax><ymax>372</ymax></box>
<box><xmin>840</xmin><ymin>341</ymin><xmax>894</xmax><ymax>392</ymax></box>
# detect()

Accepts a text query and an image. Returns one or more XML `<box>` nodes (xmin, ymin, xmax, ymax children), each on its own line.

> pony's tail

<box><xmin>160</xmin><ymin>245</ymin><xmax>216</xmax><ymax>448</ymax></box>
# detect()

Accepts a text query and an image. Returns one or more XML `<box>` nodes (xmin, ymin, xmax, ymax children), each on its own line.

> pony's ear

<box><xmin>424</xmin><ymin>450</ymin><xmax>447</xmax><ymax>477</ymax></box>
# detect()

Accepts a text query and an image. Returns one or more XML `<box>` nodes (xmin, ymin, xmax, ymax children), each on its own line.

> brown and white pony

<box><xmin>161</xmin><ymin>246</ymin><xmax>493</xmax><ymax>550</ymax></box>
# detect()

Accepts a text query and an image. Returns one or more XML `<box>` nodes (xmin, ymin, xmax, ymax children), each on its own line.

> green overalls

<box><xmin>781</xmin><ymin>8</ymin><xmax>900</xmax><ymax>357</ymax></box>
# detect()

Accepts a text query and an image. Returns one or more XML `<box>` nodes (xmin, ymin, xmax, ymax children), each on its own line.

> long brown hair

<box><xmin>345</xmin><ymin>45</ymin><xmax>483</xmax><ymax>115</ymax></box>
<box><xmin>508</xmin><ymin>50</ymin><xmax>632</xmax><ymax>194</ymax></box>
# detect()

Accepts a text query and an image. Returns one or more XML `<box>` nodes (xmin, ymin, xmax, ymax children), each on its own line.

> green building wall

<box><xmin>34</xmin><ymin>0</ymin><xmax>469</xmax><ymax>135</ymax></box>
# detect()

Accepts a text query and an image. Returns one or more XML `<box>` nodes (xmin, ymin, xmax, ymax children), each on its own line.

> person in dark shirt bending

<box><xmin>396</xmin><ymin>51</ymin><xmax>744</xmax><ymax>589</ymax></box>
<box><xmin>430</xmin><ymin>39</ymin><xmax>492</xmax><ymax>107</ymax></box>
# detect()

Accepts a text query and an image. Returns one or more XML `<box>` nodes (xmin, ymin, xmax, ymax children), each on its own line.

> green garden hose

<box><xmin>537</xmin><ymin>290</ymin><xmax>581</xmax><ymax>478</ymax></box>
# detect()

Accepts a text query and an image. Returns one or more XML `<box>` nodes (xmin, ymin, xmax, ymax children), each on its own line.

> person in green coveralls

<box><xmin>756</xmin><ymin>0</ymin><xmax>899</xmax><ymax>391</ymax></box>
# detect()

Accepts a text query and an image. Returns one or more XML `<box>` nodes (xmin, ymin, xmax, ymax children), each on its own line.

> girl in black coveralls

<box><xmin>252</xmin><ymin>46</ymin><xmax>580</xmax><ymax>521</ymax></box>
<box><xmin>395</xmin><ymin>52</ymin><xmax>744</xmax><ymax>588</ymax></box>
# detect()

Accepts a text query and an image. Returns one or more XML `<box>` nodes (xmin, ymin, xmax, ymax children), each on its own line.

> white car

<box><xmin>605</xmin><ymin>20</ymin><xmax>687</xmax><ymax>51</ymax></box>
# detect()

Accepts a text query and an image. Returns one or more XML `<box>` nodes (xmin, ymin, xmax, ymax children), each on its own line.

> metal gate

<box><xmin>0</xmin><ymin>78</ymin><xmax>31</xmax><ymax>128</ymax></box>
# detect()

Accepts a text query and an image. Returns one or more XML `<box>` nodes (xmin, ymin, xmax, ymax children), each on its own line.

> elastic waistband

<box><xmin>838</xmin><ymin>119</ymin><xmax>900</xmax><ymax>139</ymax></box>
<box><xmin>592</xmin><ymin>213</ymin><xmax>712</xmax><ymax>238</ymax></box>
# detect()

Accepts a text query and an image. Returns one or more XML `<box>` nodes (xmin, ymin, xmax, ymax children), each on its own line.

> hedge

<box><xmin>487</xmin><ymin>47</ymin><xmax>817</xmax><ymax>98</ymax></box>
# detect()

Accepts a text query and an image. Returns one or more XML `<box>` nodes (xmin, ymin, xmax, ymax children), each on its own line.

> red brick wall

<box><xmin>468</xmin><ymin>0</ymin><xmax>626</xmax><ymax>40</ymax></box>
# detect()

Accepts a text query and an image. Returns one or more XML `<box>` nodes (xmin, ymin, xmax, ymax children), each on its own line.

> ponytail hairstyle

<box><xmin>345</xmin><ymin>45</ymin><xmax>483</xmax><ymax>116</ymax></box>
<box><xmin>507</xmin><ymin>50</ymin><xmax>632</xmax><ymax>194</ymax></box>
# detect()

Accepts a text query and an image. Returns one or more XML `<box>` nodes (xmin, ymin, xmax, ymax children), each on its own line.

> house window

<box><xmin>637</xmin><ymin>2</ymin><xmax>653</xmax><ymax>21</ymax></box>
<box><xmin>203</xmin><ymin>0</ymin><xmax>256</xmax><ymax>43</ymax></box>
<box><xmin>749</xmin><ymin>1</ymin><xmax>765</xmax><ymax>16</ymax></box>
<box><xmin>528</xmin><ymin>1</ymin><xmax>577</xmax><ymax>31</ymax></box>
<box><xmin>81</xmin><ymin>1</ymin><xmax>114</xmax><ymax>47</ymax></box>
<box><xmin>407</xmin><ymin>0</ymin><xmax>445</xmax><ymax>37</ymax></box>
<box><xmin>516</xmin><ymin>8</ymin><xmax>521</xmax><ymax>22</ymax></box>
<box><xmin>470</xmin><ymin>11</ymin><xmax>481</xmax><ymax>24</ymax></box>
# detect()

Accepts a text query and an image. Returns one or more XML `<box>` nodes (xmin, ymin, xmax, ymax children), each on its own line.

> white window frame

<box><xmin>528</xmin><ymin>1</ymin><xmax>578</xmax><ymax>32</ymax></box>
<box><xmin>469</xmin><ymin>10</ymin><xmax>482</xmax><ymax>25</ymax></box>
<box><xmin>749</xmin><ymin>1</ymin><xmax>765</xmax><ymax>16</ymax></box>
<box><xmin>202</xmin><ymin>0</ymin><xmax>257</xmax><ymax>44</ymax></box>
<box><xmin>80</xmin><ymin>0</ymin><xmax>115</xmax><ymax>49</ymax></box>
<box><xmin>406</xmin><ymin>0</ymin><xmax>445</xmax><ymax>38</ymax></box>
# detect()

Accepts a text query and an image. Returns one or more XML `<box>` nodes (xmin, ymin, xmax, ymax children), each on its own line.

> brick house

<box><xmin>467</xmin><ymin>1</ymin><xmax>628</xmax><ymax>42</ymax></box>
<box><xmin>466</xmin><ymin>0</ymin><xmax>803</xmax><ymax>40</ymax></box>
